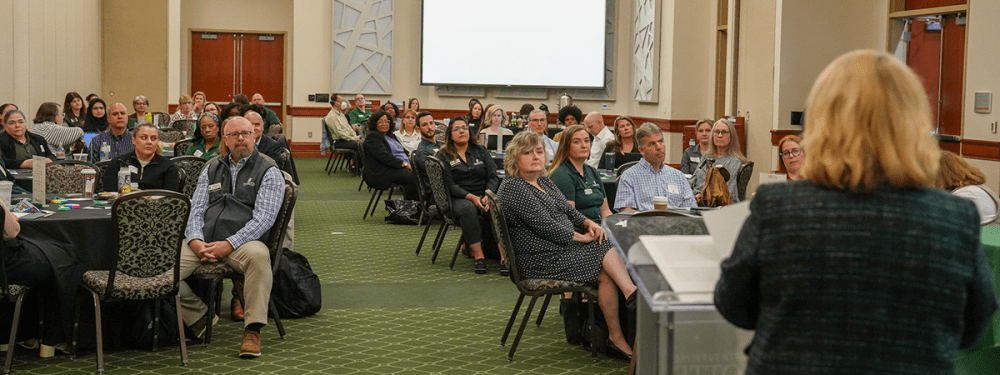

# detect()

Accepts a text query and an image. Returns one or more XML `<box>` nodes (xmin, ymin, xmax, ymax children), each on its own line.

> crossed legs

<box><xmin>598</xmin><ymin>248</ymin><xmax>637</xmax><ymax>356</ymax></box>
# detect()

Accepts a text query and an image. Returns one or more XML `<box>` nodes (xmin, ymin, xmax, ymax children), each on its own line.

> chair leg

<box><xmin>508</xmin><ymin>295</ymin><xmax>541</xmax><ymax>361</ymax></box>
<box><xmin>70</xmin><ymin>293</ymin><xmax>81</xmax><ymax>359</ymax></box>
<box><xmin>4</xmin><ymin>293</ymin><xmax>26</xmax><ymax>374</ymax></box>
<box><xmin>448</xmin><ymin>234</ymin><xmax>465</xmax><ymax>271</ymax></box>
<box><xmin>415</xmin><ymin>217</ymin><xmax>435</xmax><ymax>255</ymax></box>
<box><xmin>370</xmin><ymin>190</ymin><xmax>385</xmax><ymax>218</ymax></box>
<box><xmin>587</xmin><ymin>295</ymin><xmax>597</xmax><ymax>360</ymax></box>
<box><xmin>536</xmin><ymin>294</ymin><xmax>553</xmax><ymax>327</ymax></box>
<box><xmin>325</xmin><ymin>152</ymin><xmax>334</xmax><ymax>173</ymax></box>
<box><xmin>152</xmin><ymin>299</ymin><xmax>161</xmax><ymax>352</ymax></box>
<box><xmin>358</xmin><ymin>177</ymin><xmax>365</xmax><ymax>191</ymax></box>
<box><xmin>431</xmin><ymin>224</ymin><xmax>450</xmax><ymax>264</ymax></box>
<box><xmin>203</xmin><ymin>278</ymin><xmax>224</xmax><ymax>347</ymax></box>
<box><xmin>91</xmin><ymin>292</ymin><xmax>104</xmax><ymax>374</ymax></box>
<box><xmin>363</xmin><ymin>189</ymin><xmax>383</xmax><ymax>220</ymax></box>
<box><xmin>430</xmin><ymin>223</ymin><xmax>448</xmax><ymax>256</ymax></box>
<box><xmin>268</xmin><ymin>300</ymin><xmax>287</xmax><ymax>339</ymax></box>
<box><xmin>174</xmin><ymin>295</ymin><xmax>188</xmax><ymax>366</ymax></box>
<box><xmin>500</xmin><ymin>294</ymin><xmax>526</xmax><ymax>346</ymax></box>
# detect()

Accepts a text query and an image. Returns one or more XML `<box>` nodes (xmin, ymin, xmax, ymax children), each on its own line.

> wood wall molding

<box><xmin>769</xmin><ymin>129</ymin><xmax>802</xmax><ymax>146</ymax></box>
<box><xmin>286</xmin><ymin>105</ymin><xmax>332</xmax><ymax>117</ymax></box>
<box><xmin>961</xmin><ymin>139</ymin><xmax>1000</xmax><ymax>161</ymax></box>
<box><xmin>290</xmin><ymin>141</ymin><xmax>324</xmax><ymax>158</ymax></box>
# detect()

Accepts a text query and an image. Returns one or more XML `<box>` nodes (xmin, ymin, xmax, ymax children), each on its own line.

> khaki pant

<box><xmin>178</xmin><ymin>240</ymin><xmax>272</xmax><ymax>327</ymax></box>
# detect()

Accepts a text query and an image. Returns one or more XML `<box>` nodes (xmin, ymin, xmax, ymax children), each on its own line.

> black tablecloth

<box><xmin>10</xmin><ymin>169</ymin><xmax>33</xmax><ymax>192</ymax></box>
<box><xmin>16</xmin><ymin>195</ymin><xmax>115</xmax><ymax>270</ymax></box>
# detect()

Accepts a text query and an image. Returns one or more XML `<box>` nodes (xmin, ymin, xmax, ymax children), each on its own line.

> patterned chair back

<box><xmin>424</xmin><ymin>156</ymin><xmax>455</xmax><ymax>223</ymax></box>
<box><xmin>108</xmin><ymin>190</ymin><xmax>190</xmax><ymax>299</ymax></box>
<box><xmin>264</xmin><ymin>175</ymin><xmax>298</xmax><ymax>272</ymax></box>
<box><xmin>172</xmin><ymin>119</ymin><xmax>196</xmax><ymax>134</ymax></box>
<box><xmin>158</xmin><ymin>129</ymin><xmax>187</xmax><ymax>143</ymax></box>
<box><xmin>173</xmin><ymin>138</ymin><xmax>194</xmax><ymax>156</ymax></box>
<box><xmin>617</xmin><ymin>161</ymin><xmax>639</xmax><ymax>177</ymax></box>
<box><xmin>46</xmin><ymin>160</ymin><xmax>102</xmax><ymax>195</ymax></box>
<box><xmin>486</xmin><ymin>190</ymin><xmax>522</xmax><ymax>283</ymax></box>
<box><xmin>150</xmin><ymin>112</ymin><xmax>171</xmax><ymax>128</ymax></box>
<box><xmin>736</xmin><ymin>161</ymin><xmax>754</xmax><ymax>201</ymax></box>
<box><xmin>170</xmin><ymin>155</ymin><xmax>208</xmax><ymax>198</ymax></box>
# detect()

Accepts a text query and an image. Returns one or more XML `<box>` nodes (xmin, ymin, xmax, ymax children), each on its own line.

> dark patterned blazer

<box><xmin>715</xmin><ymin>181</ymin><xmax>998</xmax><ymax>375</ymax></box>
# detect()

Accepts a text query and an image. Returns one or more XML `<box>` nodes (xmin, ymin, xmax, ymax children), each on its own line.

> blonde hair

<box><xmin>937</xmin><ymin>151</ymin><xmax>985</xmax><ymax>190</ymax></box>
<box><xmin>707</xmin><ymin>118</ymin><xmax>747</xmax><ymax>162</ymax></box>
<box><xmin>546</xmin><ymin>125</ymin><xmax>587</xmax><ymax>176</ymax></box>
<box><xmin>504</xmin><ymin>131</ymin><xmax>544</xmax><ymax>176</ymax></box>
<box><xmin>801</xmin><ymin>50</ymin><xmax>939</xmax><ymax>191</ymax></box>
<box><xmin>484</xmin><ymin>105</ymin><xmax>509</xmax><ymax>128</ymax></box>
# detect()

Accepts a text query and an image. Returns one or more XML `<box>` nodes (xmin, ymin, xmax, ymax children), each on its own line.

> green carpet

<box><xmin>4</xmin><ymin>157</ymin><xmax>627</xmax><ymax>374</ymax></box>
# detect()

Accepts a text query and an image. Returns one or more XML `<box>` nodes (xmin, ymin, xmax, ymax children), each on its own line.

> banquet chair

<box><xmin>485</xmin><ymin>191</ymin><xmax>598</xmax><ymax>361</ymax></box>
<box><xmin>158</xmin><ymin>129</ymin><xmax>186</xmax><ymax>144</ymax></box>
<box><xmin>186</xmin><ymin>173</ymin><xmax>297</xmax><ymax>346</ymax></box>
<box><xmin>150</xmin><ymin>112</ymin><xmax>171</xmax><ymax>128</ymax></box>
<box><xmin>70</xmin><ymin>190</ymin><xmax>191</xmax><ymax>374</ymax></box>
<box><xmin>412</xmin><ymin>153</ymin><xmax>441</xmax><ymax>255</ymax></box>
<box><xmin>736</xmin><ymin>161</ymin><xmax>754</xmax><ymax>201</ymax></box>
<box><xmin>171</xmin><ymin>119</ymin><xmax>196</xmax><ymax>134</ymax></box>
<box><xmin>173</xmin><ymin>138</ymin><xmax>194</xmax><ymax>156</ymax></box>
<box><xmin>47</xmin><ymin>160</ymin><xmax>101</xmax><ymax>195</ymax></box>
<box><xmin>423</xmin><ymin>156</ymin><xmax>467</xmax><ymax>269</ymax></box>
<box><xmin>616</xmin><ymin>161</ymin><xmax>639</xmax><ymax>178</ymax></box>
<box><xmin>170</xmin><ymin>156</ymin><xmax>207</xmax><ymax>198</ymax></box>
<box><xmin>0</xmin><ymin>209</ymin><xmax>35</xmax><ymax>375</ymax></box>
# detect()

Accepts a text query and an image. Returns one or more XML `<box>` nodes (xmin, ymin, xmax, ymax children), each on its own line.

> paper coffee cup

<box><xmin>653</xmin><ymin>196</ymin><xmax>669</xmax><ymax>210</ymax></box>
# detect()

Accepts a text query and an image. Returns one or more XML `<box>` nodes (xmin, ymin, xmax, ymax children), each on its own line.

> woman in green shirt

<box><xmin>187</xmin><ymin>112</ymin><xmax>221</xmax><ymax>159</ymax></box>
<box><xmin>547</xmin><ymin>125</ymin><xmax>612</xmax><ymax>223</ymax></box>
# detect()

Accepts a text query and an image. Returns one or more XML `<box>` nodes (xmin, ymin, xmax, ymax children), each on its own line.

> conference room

<box><xmin>1</xmin><ymin>0</ymin><xmax>999</xmax><ymax>374</ymax></box>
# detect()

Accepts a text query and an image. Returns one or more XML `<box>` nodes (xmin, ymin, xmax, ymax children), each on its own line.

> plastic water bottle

<box><xmin>689</xmin><ymin>138</ymin><xmax>695</xmax><ymax>147</ymax></box>
<box><xmin>100</xmin><ymin>142</ymin><xmax>110</xmax><ymax>161</ymax></box>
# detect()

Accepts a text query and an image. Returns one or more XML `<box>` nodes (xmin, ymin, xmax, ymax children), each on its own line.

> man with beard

<box><xmin>614</xmin><ymin>123</ymin><xmax>696</xmax><ymax>211</ymax></box>
<box><xmin>177</xmin><ymin>116</ymin><xmax>284</xmax><ymax>358</ymax></box>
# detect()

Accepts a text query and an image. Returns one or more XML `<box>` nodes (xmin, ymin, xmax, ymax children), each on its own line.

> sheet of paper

<box><xmin>759</xmin><ymin>172</ymin><xmax>787</xmax><ymax>185</ymax></box>
<box><xmin>700</xmin><ymin>201</ymin><xmax>750</xmax><ymax>259</ymax></box>
<box><xmin>639</xmin><ymin>235</ymin><xmax>718</xmax><ymax>303</ymax></box>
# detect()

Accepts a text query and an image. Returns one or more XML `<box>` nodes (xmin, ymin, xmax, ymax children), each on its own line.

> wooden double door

<box><xmin>191</xmin><ymin>31</ymin><xmax>284</xmax><ymax>122</ymax></box>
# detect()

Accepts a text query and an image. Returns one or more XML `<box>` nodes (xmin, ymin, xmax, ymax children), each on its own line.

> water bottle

<box><xmin>118</xmin><ymin>170</ymin><xmax>131</xmax><ymax>193</ymax></box>
<box><xmin>689</xmin><ymin>138</ymin><xmax>695</xmax><ymax>147</ymax></box>
<box><xmin>100</xmin><ymin>142</ymin><xmax>110</xmax><ymax>162</ymax></box>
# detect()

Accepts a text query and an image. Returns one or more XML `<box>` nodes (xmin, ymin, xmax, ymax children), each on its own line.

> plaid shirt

<box><xmin>185</xmin><ymin>153</ymin><xmax>284</xmax><ymax>249</ymax></box>
<box><xmin>614</xmin><ymin>158</ymin><xmax>696</xmax><ymax>210</ymax></box>
<box><xmin>88</xmin><ymin>129</ymin><xmax>134</xmax><ymax>163</ymax></box>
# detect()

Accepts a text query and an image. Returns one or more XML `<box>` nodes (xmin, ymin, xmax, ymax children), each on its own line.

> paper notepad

<box><xmin>638</xmin><ymin>202</ymin><xmax>751</xmax><ymax>303</ymax></box>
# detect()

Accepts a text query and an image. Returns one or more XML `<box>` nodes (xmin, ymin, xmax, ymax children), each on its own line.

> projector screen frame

<box><xmin>419</xmin><ymin>0</ymin><xmax>609</xmax><ymax>90</ymax></box>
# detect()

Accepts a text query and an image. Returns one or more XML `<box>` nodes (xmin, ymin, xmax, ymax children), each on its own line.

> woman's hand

<box><xmin>402</xmin><ymin>161</ymin><xmax>412</xmax><ymax>170</ymax></box>
<box><xmin>584</xmin><ymin>220</ymin><xmax>606</xmax><ymax>243</ymax></box>
<box><xmin>573</xmin><ymin>231</ymin><xmax>596</xmax><ymax>243</ymax></box>
<box><xmin>469</xmin><ymin>194</ymin><xmax>489</xmax><ymax>211</ymax></box>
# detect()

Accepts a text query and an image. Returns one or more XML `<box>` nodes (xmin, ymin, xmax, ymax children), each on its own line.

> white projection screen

<box><xmin>421</xmin><ymin>0</ymin><xmax>607</xmax><ymax>89</ymax></box>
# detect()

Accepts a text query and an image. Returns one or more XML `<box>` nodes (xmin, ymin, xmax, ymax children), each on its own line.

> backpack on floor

<box><xmin>270</xmin><ymin>249</ymin><xmax>322</xmax><ymax>319</ymax></box>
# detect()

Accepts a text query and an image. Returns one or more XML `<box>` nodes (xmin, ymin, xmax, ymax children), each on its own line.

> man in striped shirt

<box><xmin>87</xmin><ymin>103</ymin><xmax>133</xmax><ymax>162</ymax></box>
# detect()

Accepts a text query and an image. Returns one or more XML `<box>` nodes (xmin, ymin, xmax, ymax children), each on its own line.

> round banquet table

<box><xmin>15</xmin><ymin>195</ymin><xmax>115</xmax><ymax>270</ymax></box>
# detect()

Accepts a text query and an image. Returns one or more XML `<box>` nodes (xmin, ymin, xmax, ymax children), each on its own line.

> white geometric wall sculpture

<box><xmin>333</xmin><ymin>0</ymin><xmax>393</xmax><ymax>95</ymax></box>
<box><xmin>632</xmin><ymin>0</ymin><xmax>659</xmax><ymax>102</ymax></box>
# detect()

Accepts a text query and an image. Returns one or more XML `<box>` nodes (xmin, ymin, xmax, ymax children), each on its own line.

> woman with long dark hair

<box><xmin>62</xmin><ymin>92</ymin><xmax>85</xmax><ymax>128</ymax></box>
<box><xmin>362</xmin><ymin>110</ymin><xmax>418</xmax><ymax>200</ymax></box>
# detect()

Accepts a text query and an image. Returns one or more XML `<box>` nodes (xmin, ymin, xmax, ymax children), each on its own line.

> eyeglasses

<box><xmin>713</xmin><ymin>130</ymin><xmax>730</xmax><ymax>135</ymax></box>
<box><xmin>452</xmin><ymin>126</ymin><xmax>469</xmax><ymax>132</ymax></box>
<box><xmin>377</xmin><ymin>119</ymin><xmax>391</xmax><ymax>124</ymax></box>
<box><xmin>225</xmin><ymin>131</ymin><xmax>254</xmax><ymax>139</ymax></box>
<box><xmin>780</xmin><ymin>148</ymin><xmax>803</xmax><ymax>158</ymax></box>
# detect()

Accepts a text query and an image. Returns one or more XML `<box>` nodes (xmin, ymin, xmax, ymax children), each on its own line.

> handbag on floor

<box><xmin>384</xmin><ymin>199</ymin><xmax>421</xmax><ymax>225</ymax></box>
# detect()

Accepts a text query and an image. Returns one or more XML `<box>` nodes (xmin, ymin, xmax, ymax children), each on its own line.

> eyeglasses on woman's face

<box><xmin>713</xmin><ymin>129</ymin><xmax>730</xmax><ymax>136</ymax></box>
<box><xmin>780</xmin><ymin>148</ymin><xmax>803</xmax><ymax>158</ymax></box>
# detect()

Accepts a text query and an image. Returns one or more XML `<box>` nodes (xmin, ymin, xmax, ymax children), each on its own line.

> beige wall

<box><xmin>962</xmin><ymin>0</ymin><xmax>1000</xmax><ymax>142</ymax></box>
<box><xmin>103</xmin><ymin>0</ymin><xmax>169</xmax><ymax>113</ymax></box>
<box><xmin>0</xmin><ymin>0</ymin><xmax>102</xmax><ymax>115</ymax></box>
<box><xmin>289</xmin><ymin>0</ymin><xmax>332</xmax><ymax>143</ymax></box>
<box><xmin>734</xmin><ymin>0</ymin><xmax>777</xmax><ymax>194</ymax></box>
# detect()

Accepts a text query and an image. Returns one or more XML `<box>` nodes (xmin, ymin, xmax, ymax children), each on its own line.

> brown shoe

<box><xmin>231</xmin><ymin>298</ymin><xmax>245</xmax><ymax>321</ymax></box>
<box><xmin>189</xmin><ymin>313</ymin><xmax>220</xmax><ymax>339</ymax></box>
<box><xmin>239</xmin><ymin>330</ymin><xmax>262</xmax><ymax>358</ymax></box>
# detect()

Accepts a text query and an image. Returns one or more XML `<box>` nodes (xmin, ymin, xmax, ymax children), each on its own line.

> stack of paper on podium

<box><xmin>638</xmin><ymin>202</ymin><xmax>750</xmax><ymax>304</ymax></box>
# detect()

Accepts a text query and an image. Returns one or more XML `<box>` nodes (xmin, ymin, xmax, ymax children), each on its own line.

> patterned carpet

<box><xmin>4</xmin><ymin>157</ymin><xmax>627</xmax><ymax>374</ymax></box>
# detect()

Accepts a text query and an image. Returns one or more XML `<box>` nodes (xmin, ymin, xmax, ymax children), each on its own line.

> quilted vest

<box><xmin>202</xmin><ymin>150</ymin><xmax>277</xmax><ymax>244</ymax></box>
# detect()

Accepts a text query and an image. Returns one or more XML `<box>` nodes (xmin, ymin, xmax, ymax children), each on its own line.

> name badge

<box><xmin>128</xmin><ymin>165</ymin><xmax>138</xmax><ymax>174</ymax></box>
<box><xmin>208</xmin><ymin>182</ymin><xmax>222</xmax><ymax>193</ymax></box>
<box><xmin>473</xmin><ymin>159</ymin><xmax>483</xmax><ymax>166</ymax></box>
<box><xmin>194</xmin><ymin>150</ymin><xmax>204</xmax><ymax>157</ymax></box>
<box><xmin>668</xmin><ymin>185</ymin><xmax>679</xmax><ymax>194</ymax></box>
<box><xmin>691</xmin><ymin>156</ymin><xmax>700</xmax><ymax>164</ymax></box>
<box><xmin>449</xmin><ymin>159</ymin><xmax>461</xmax><ymax>167</ymax></box>
<box><xmin>584</xmin><ymin>188</ymin><xmax>593</xmax><ymax>195</ymax></box>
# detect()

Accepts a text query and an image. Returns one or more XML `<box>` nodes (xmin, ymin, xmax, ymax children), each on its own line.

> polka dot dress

<box><xmin>497</xmin><ymin>175</ymin><xmax>610</xmax><ymax>284</ymax></box>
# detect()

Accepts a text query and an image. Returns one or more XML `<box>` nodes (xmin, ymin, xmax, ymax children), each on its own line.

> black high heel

<box><xmin>606</xmin><ymin>339</ymin><xmax>632</xmax><ymax>359</ymax></box>
<box><xmin>625</xmin><ymin>291</ymin><xmax>637</xmax><ymax>310</ymax></box>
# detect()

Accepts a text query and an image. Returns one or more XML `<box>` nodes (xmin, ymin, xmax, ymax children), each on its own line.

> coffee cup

<box><xmin>653</xmin><ymin>196</ymin><xmax>669</xmax><ymax>210</ymax></box>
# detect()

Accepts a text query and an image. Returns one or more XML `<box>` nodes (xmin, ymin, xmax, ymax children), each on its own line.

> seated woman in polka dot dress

<box><xmin>497</xmin><ymin>131</ymin><xmax>638</xmax><ymax>358</ymax></box>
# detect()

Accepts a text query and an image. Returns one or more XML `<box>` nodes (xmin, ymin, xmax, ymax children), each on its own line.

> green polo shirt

<box><xmin>549</xmin><ymin>161</ymin><xmax>607</xmax><ymax>222</ymax></box>
<box><xmin>348</xmin><ymin>108</ymin><xmax>372</xmax><ymax>126</ymax></box>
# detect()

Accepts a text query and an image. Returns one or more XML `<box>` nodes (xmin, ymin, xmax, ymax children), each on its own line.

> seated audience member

<box><xmin>407</xmin><ymin>97</ymin><xmax>420</xmax><ymax>113</ymax></box>
<box><xmin>128</xmin><ymin>95</ymin><xmax>152</xmax><ymax>129</ymax></box>
<box><xmin>715</xmin><ymin>50</ymin><xmax>998</xmax><ymax>374</ymax></box>
<box><xmin>0</xmin><ymin>200</ymin><xmax>84</xmax><ymax>354</ymax></box>
<box><xmin>325</xmin><ymin>94</ymin><xmax>362</xmax><ymax>169</ymax></box>
<box><xmin>83</xmin><ymin>98</ymin><xmax>109</xmax><ymax>132</ymax></box>
<box><xmin>938</xmin><ymin>151</ymin><xmax>999</xmax><ymax>225</ymax></box>
<box><xmin>497</xmin><ymin>131</ymin><xmax>638</xmax><ymax>358</ymax></box>
<box><xmin>85</xmin><ymin>93</ymin><xmax>99</xmax><ymax>105</ymax></box>
<box><xmin>558</xmin><ymin>105</ymin><xmax>583</xmax><ymax>126</ymax></box>
<box><xmin>775</xmin><ymin>134</ymin><xmax>804</xmax><ymax>181</ymax></box>
<box><xmin>465</xmin><ymin>98</ymin><xmax>484</xmax><ymax>136</ymax></box>
<box><xmin>382</xmin><ymin>102</ymin><xmax>401</xmax><ymax>130</ymax></box>
<box><xmin>412</xmin><ymin>112</ymin><xmax>442</xmax><ymax>195</ymax></box>
<box><xmin>233</xmin><ymin>94</ymin><xmax>250</xmax><ymax>105</ymax></box>
<box><xmin>63</xmin><ymin>92</ymin><xmax>85</xmax><ymax>128</ymax></box>
<box><xmin>527</xmin><ymin>109</ymin><xmax>557</xmax><ymax>160</ymax></box>
<box><xmin>348</xmin><ymin>94</ymin><xmax>372</xmax><ymax>126</ymax></box>
<box><xmin>29</xmin><ymin>102</ymin><xmax>84</xmax><ymax>157</ymax></box>
<box><xmin>88</xmin><ymin>103</ymin><xmax>135</xmax><ymax>162</ymax></box>
<box><xmin>615</xmin><ymin>123</ymin><xmax>696</xmax><ymax>211</ymax></box>
<box><xmin>680</xmin><ymin>119</ymin><xmax>713</xmax><ymax>174</ymax></box>
<box><xmin>362</xmin><ymin>110</ymin><xmax>418</xmax><ymax>200</ymax></box>
<box><xmin>103</xmin><ymin>123</ymin><xmax>181</xmax><ymax>192</ymax></box>
<box><xmin>171</xmin><ymin>95</ymin><xmax>196</xmax><ymax>123</ymax></box>
<box><xmin>178</xmin><ymin>116</ymin><xmax>284</xmax><ymax>358</ymax></box>
<box><xmin>203</xmin><ymin>102</ymin><xmax>221</xmax><ymax>117</ymax></box>
<box><xmin>1</xmin><ymin>104</ymin><xmax>18</xmax><ymax>123</ymax></box>
<box><xmin>188</xmin><ymin>113</ymin><xmax>222</xmax><ymax>160</ymax></box>
<box><xmin>519</xmin><ymin>103</ymin><xmax>534</xmax><ymax>117</ymax></box>
<box><xmin>689</xmin><ymin>118</ymin><xmax>747</xmax><ymax>202</ymax></box>
<box><xmin>548</xmin><ymin>125</ymin><xmax>611</xmax><ymax>223</ymax></box>
<box><xmin>250</xmin><ymin>93</ymin><xmax>281</xmax><ymax>126</ymax></box>
<box><xmin>479</xmin><ymin>105</ymin><xmax>514</xmax><ymax>136</ymax></box>
<box><xmin>192</xmin><ymin>91</ymin><xmax>207</xmax><ymax>116</ymax></box>
<box><xmin>601</xmin><ymin>115</ymin><xmax>641</xmax><ymax>170</ymax></box>
<box><xmin>436</xmin><ymin>118</ymin><xmax>504</xmax><ymax>275</ymax></box>
<box><xmin>394</xmin><ymin>109</ymin><xmax>421</xmax><ymax>154</ymax></box>
<box><xmin>584</xmin><ymin>112</ymin><xmax>614</xmax><ymax>169</ymax></box>
<box><xmin>221</xmin><ymin>102</ymin><xmax>242</xmax><ymax>123</ymax></box>
<box><xmin>245</xmin><ymin>107</ymin><xmax>297</xmax><ymax>183</ymax></box>
<box><xmin>1</xmin><ymin>110</ymin><xmax>56</xmax><ymax>168</ymax></box>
